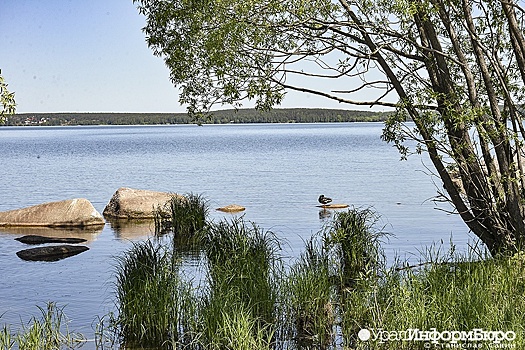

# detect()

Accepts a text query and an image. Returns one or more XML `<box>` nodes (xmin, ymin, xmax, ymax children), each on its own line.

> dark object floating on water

<box><xmin>16</xmin><ymin>245</ymin><xmax>89</xmax><ymax>262</ymax></box>
<box><xmin>15</xmin><ymin>235</ymin><xmax>87</xmax><ymax>245</ymax></box>
<box><xmin>318</xmin><ymin>195</ymin><xmax>333</xmax><ymax>205</ymax></box>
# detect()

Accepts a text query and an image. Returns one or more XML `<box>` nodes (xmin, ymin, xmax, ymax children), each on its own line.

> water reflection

<box><xmin>106</xmin><ymin>218</ymin><xmax>156</xmax><ymax>239</ymax></box>
<box><xmin>0</xmin><ymin>225</ymin><xmax>103</xmax><ymax>242</ymax></box>
<box><xmin>107</xmin><ymin>218</ymin><xmax>203</xmax><ymax>263</ymax></box>
<box><xmin>318</xmin><ymin>209</ymin><xmax>333</xmax><ymax>220</ymax></box>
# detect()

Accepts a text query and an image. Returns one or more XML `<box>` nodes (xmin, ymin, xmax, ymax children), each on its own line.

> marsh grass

<box><xmin>0</xmin><ymin>302</ymin><xmax>84</xmax><ymax>350</ymax></box>
<box><xmin>155</xmin><ymin>193</ymin><xmax>209</xmax><ymax>241</ymax></box>
<box><xmin>110</xmin><ymin>203</ymin><xmax>525</xmax><ymax>349</ymax></box>
<box><xmin>285</xmin><ymin>237</ymin><xmax>336</xmax><ymax>348</ymax></box>
<box><xmin>198</xmin><ymin>217</ymin><xmax>282</xmax><ymax>348</ymax></box>
<box><xmin>212</xmin><ymin>305</ymin><xmax>275</xmax><ymax>350</ymax></box>
<box><xmin>114</xmin><ymin>239</ymin><xmax>194</xmax><ymax>349</ymax></box>
<box><xmin>344</xmin><ymin>249</ymin><xmax>525</xmax><ymax>349</ymax></box>
<box><xmin>323</xmin><ymin>208</ymin><xmax>386</xmax><ymax>288</ymax></box>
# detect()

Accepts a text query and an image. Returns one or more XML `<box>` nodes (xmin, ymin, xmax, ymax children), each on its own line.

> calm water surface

<box><xmin>0</xmin><ymin>123</ymin><xmax>468</xmax><ymax>342</ymax></box>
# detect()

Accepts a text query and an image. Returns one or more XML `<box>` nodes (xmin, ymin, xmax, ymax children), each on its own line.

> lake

<box><xmin>0</xmin><ymin>123</ymin><xmax>469</xmax><ymax>343</ymax></box>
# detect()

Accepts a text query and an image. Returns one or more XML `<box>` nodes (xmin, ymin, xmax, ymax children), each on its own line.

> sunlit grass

<box><xmin>7</xmin><ymin>204</ymin><xmax>523</xmax><ymax>349</ymax></box>
<box><xmin>198</xmin><ymin>217</ymin><xmax>282</xmax><ymax>349</ymax></box>
<box><xmin>284</xmin><ymin>237</ymin><xmax>335</xmax><ymax>348</ymax></box>
<box><xmin>323</xmin><ymin>207</ymin><xmax>386</xmax><ymax>288</ymax></box>
<box><xmin>344</xmin><ymin>249</ymin><xmax>525</xmax><ymax>349</ymax></box>
<box><xmin>114</xmin><ymin>239</ymin><xmax>194</xmax><ymax>348</ymax></box>
<box><xmin>0</xmin><ymin>302</ymin><xmax>84</xmax><ymax>350</ymax></box>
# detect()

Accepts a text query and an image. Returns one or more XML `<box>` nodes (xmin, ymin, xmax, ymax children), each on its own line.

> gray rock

<box><xmin>103</xmin><ymin>187</ymin><xmax>179</xmax><ymax>219</ymax></box>
<box><xmin>0</xmin><ymin>199</ymin><xmax>105</xmax><ymax>227</ymax></box>
<box><xmin>16</xmin><ymin>245</ymin><xmax>89</xmax><ymax>262</ymax></box>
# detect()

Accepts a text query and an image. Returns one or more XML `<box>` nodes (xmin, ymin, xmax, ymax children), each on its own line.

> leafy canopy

<box><xmin>135</xmin><ymin>0</ymin><xmax>525</xmax><ymax>255</ymax></box>
<box><xmin>0</xmin><ymin>70</ymin><xmax>16</xmax><ymax>124</ymax></box>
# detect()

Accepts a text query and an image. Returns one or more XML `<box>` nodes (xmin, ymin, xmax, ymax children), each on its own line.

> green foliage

<box><xmin>0</xmin><ymin>71</ymin><xmax>16</xmax><ymax>124</ymax></box>
<box><xmin>114</xmin><ymin>239</ymin><xmax>194</xmax><ymax>348</ymax></box>
<box><xmin>155</xmin><ymin>193</ymin><xmax>209</xmax><ymax>241</ymax></box>
<box><xmin>199</xmin><ymin>217</ymin><xmax>281</xmax><ymax>336</ymax></box>
<box><xmin>323</xmin><ymin>208</ymin><xmax>386</xmax><ymax>288</ymax></box>
<box><xmin>0</xmin><ymin>302</ymin><xmax>84</xmax><ymax>350</ymax></box>
<box><xmin>344</xmin><ymin>251</ymin><xmax>525</xmax><ymax>349</ymax></box>
<box><xmin>197</xmin><ymin>217</ymin><xmax>286</xmax><ymax>349</ymax></box>
<box><xmin>285</xmin><ymin>238</ymin><xmax>335</xmax><ymax>348</ymax></box>
<box><xmin>5</xmin><ymin>206</ymin><xmax>524</xmax><ymax>349</ymax></box>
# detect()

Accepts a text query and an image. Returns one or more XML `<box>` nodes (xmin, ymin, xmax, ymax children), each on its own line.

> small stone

<box><xmin>216</xmin><ymin>204</ymin><xmax>246</xmax><ymax>213</ymax></box>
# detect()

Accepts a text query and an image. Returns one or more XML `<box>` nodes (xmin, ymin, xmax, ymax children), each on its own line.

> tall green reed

<box><xmin>323</xmin><ymin>207</ymin><xmax>386</xmax><ymax>289</ymax></box>
<box><xmin>155</xmin><ymin>193</ymin><xmax>209</xmax><ymax>239</ymax></box>
<box><xmin>344</xmin><ymin>247</ymin><xmax>525</xmax><ymax>349</ymax></box>
<box><xmin>285</xmin><ymin>237</ymin><xmax>335</xmax><ymax>348</ymax></box>
<box><xmin>198</xmin><ymin>217</ymin><xmax>282</xmax><ymax>348</ymax></box>
<box><xmin>114</xmin><ymin>239</ymin><xmax>194</xmax><ymax>349</ymax></box>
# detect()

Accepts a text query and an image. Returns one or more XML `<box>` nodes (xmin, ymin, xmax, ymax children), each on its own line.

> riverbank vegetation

<box><xmin>2</xmin><ymin>199</ymin><xmax>524</xmax><ymax>349</ymax></box>
<box><xmin>135</xmin><ymin>0</ymin><xmax>525</xmax><ymax>256</ymax></box>
<box><xmin>106</xmin><ymin>199</ymin><xmax>525</xmax><ymax>349</ymax></box>
<box><xmin>0</xmin><ymin>302</ymin><xmax>84</xmax><ymax>349</ymax></box>
<box><xmin>4</xmin><ymin>108</ymin><xmax>390</xmax><ymax>126</ymax></box>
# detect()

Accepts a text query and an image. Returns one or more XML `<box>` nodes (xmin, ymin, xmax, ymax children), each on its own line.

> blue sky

<box><xmin>0</xmin><ymin>0</ymin><xmax>372</xmax><ymax>113</ymax></box>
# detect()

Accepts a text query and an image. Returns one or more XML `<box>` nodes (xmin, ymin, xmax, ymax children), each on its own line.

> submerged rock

<box><xmin>0</xmin><ymin>199</ymin><xmax>105</xmax><ymax>227</ymax></box>
<box><xmin>103</xmin><ymin>187</ymin><xmax>179</xmax><ymax>219</ymax></box>
<box><xmin>15</xmin><ymin>235</ymin><xmax>87</xmax><ymax>245</ymax></box>
<box><xmin>16</xmin><ymin>245</ymin><xmax>89</xmax><ymax>262</ymax></box>
<box><xmin>216</xmin><ymin>204</ymin><xmax>246</xmax><ymax>213</ymax></box>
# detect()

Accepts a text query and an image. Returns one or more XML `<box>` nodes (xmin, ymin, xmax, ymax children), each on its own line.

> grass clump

<box><xmin>283</xmin><ymin>207</ymin><xmax>385</xmax><ymax>348</ymax></box>
<box><xmin>0</xmin><ymin>302</ymin><xmax>84</xmax><ymax>350</ymax></box>
<box><xmin>111</xmin><ymin>199</ymin><xmax>525</xmax><ymax>349</ymax></box>
<box><xmin>285</xmin><ymin>238</ymin><xmax>335</xmax><ymax>348</ymax></box>
<box><xmin>114</xmin><ymin>239</ymin><xmax>194</xmax><ymax>349</ymax></box>
<box><xmin>198</xmin><ymin>217</ymin><xmax>281</xmax><ymax>349</ymax></box>
<box><xmin>344</xmin><ymin>249</ymin><xmax>525</xmax><ymax>349</ymax></box>
<box><xmin>155</xmin><ymin>193</ymin><xmax>209</xmax><ymax>240</ymax></box>
<box><xmin>323</xmin><ymin>208</ymin><xmax>386</xmax><ymax>288</ymax></box>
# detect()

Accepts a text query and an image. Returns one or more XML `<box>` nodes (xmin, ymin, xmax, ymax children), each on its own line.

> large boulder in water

<box><xmin>103</xmin><ymin>187</ymin><xmax>178</xmax><ymax>219</ymax></box>
<box><xmin>0</xmin><ymin>199</ymin><xmax>105</xmax><ymax>228</ymax></box>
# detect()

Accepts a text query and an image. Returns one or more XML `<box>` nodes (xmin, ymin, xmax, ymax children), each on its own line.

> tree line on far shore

<box><xmin>4</xmin><ymin>108</ymin><xmax>390</xmax><ymax>126</ymax></box>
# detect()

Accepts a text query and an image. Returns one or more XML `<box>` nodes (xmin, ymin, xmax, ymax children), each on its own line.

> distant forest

<box><xmin>5</xmin><ymin>108</ymin><xmax>391</xmax><ymax>126</ymax></box>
